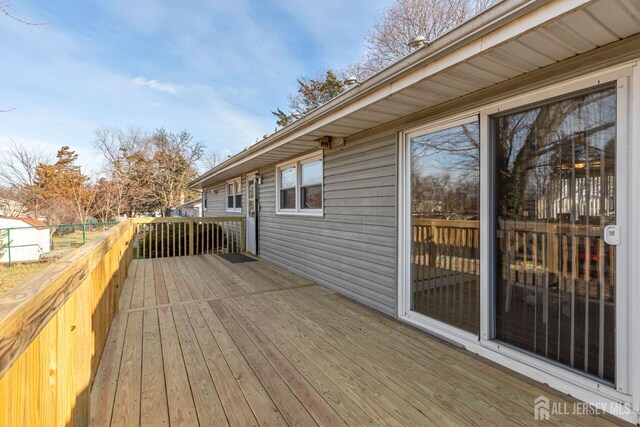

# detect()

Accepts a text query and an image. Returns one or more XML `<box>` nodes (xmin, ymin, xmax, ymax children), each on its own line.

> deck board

<box><xmin>90</xmin><ymin>254</ymin><xmax>624</xmax><ymax>426</ymax></box>
<box><xmin>140</xmin><ymin>308</ymin><xmax>168</xmax><ymax>426</ymax></box>
<box><xmin>110</xmin><ymin>311</ymin><xmax>142</xmax><ymax>426</ymax></box>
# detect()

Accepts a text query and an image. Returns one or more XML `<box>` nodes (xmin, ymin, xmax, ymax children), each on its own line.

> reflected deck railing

<box><xmin>412</xmin><ymin>218</ymin><xmax>612</xmax><ymax>299</ymax></box>
<box><xmin>0</xmin><ymin>216</ymin><xmax>244</xmax><ymax>427</ymax></box>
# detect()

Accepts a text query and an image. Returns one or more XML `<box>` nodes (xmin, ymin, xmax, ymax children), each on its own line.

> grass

<box><xmin>51</xmin><ymin>229</ymin><xmax>106</xmax><ymax>254</ymax></box>
<box><xmin>0</xmin><ymin>227</ymin><xmax>113</xmax><ymax>297</ymax></box>
<box><xmin>0</xmin><ymin>260</ymin><xmax>55</xmax><ymax>294</ymax></box>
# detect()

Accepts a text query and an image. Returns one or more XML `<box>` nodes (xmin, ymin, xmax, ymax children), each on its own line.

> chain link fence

<box><xmin>0</xmin><ymin>222</ymin><xmax>119</xmax><ymax>267</ymax></box>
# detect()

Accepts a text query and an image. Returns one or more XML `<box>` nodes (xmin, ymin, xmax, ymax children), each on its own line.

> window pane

<box><xmin>227</xmin><ymin>195</ymin><xmax>234</xmax><ymax>209</ymax></box>
<box><xmin>493</xmin><ymin>86</ymin><xmax>616</xmax><ymax>382</ymax></box>
<box><xmin>301</xmin><ymin>185</ymin><xmax>322</xmax><ymax>209</ymax></box>
<box><xmin>227</xmin><ymin>183</ymin><xmax>233</xmax><ymax>195</ymax></box>
<box><xmin>301</xmin><ymin>160</ymin><xmax>322</xmax><ymax>186</ymax></box>
<box><xmin>280</xmin><ymin>188</ymin><xmax>295</xmax><ymax>209</ymax></box>
<box><xmin>281</xmin><ymin>167</ymin><xmax>296</xmax><ymax>188</ymax></box>
<box><xmin>410</xmin><ymin>120</ymin><xmax>480</xmax><ymax>334</ymax></box>
<box><xmin>235</xmin><ymin>180</ymin><xmax>241</xmax><ymax>194</ymax></box>
<box><xmin>235</xmin><ymin>194</ymin><xmax>242</xmax><ymax>209</ymax></box>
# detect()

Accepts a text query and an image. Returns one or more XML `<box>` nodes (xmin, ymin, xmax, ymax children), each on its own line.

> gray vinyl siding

<box><xmin>203</xmin><ymin>179</ymin><xmax>245</xmax><ymax>217</ymax></box>
<box><xmin>258</xmin><ymin>133</ymin><xmax>397</xmax><ymax>316</ymax></box>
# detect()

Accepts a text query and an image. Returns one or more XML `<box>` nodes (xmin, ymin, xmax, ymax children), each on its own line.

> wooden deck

<box><xmin>90</xmin><ymin>254</ymin><xmax>622</xmax><ymax>426</ymax></box>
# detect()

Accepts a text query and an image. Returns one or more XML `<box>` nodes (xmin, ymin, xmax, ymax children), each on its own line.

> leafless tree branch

<box><xmin>0</xmin><ymin>1</ymin><xmax>52</xmax><ymax>25</ymax></box>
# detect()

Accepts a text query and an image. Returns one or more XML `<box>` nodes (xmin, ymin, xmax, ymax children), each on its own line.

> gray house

<box><xmin>190</xmin><ymin>0</ymin><xmax>640</xmax><ymax>423</ymax></box>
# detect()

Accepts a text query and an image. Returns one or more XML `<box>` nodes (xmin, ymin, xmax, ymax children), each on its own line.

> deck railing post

<box><xmin>7</xmin><ymin>228</ymin><xmax>11</xmax><ymax>267</ymax></box>
<box><xmin>189</xmin><ymin>219</ymin><xmax>194</xmax><ymax>256</ymax></box>
<box><xmin>240</xmin><ymin>218</ymin><xmax>245</xmax><ymax>253</ymax></box>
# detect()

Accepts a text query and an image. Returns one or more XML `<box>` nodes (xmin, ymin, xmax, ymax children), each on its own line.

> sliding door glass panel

<box><xmin>494</xmin><ymin>86</ymin><xmax>616</xmax><ymax>383</ymax></box>
<box><xmin>410</xmin><ymin>119</ymin><xmax>480</xmax><ymax>334</ymax></box>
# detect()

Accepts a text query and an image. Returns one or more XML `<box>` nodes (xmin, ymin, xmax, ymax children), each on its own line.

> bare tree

<box><xmin>0</xmin><ymin>1</ymin><xmax>51</xmax><ymax>25</ymax></box>
<box><xmin>94</xmin><ymin>126</ymin><xmax>148</xmax><ymax>217</ymax></box>
<box><xmin>152</xmin><ymin>129</ymin><xmax>204</xmax><ymax>215</ymax></box>
<box><xmin>0</xmin><ymin>188</ymin><xmax>26</xmax><ymax>216</ymax></box>
<box><xmin>68</xmin><ymin>170</ymin><xmax>99</xmax><ymax>223</ymax></box>
<box><xmin>94</xmin><ymin>127</ymin><xmax>204</xmax><ymax>216</ymax></box>
<box><xmin>346</xmin><ymin>0</ymin><xmax>496</xmax><ymax>80</ymax></box>
<box><xmin>0</xmin><ymin>139</ymin><xmax>51</xmax><ymax>217</ymax></box>
<box><xmin>200</xmin><ymin>151</ymin><xmax>226</xmax><ymax>172</ymax></box>
<box><xmin>1</xmin><ymin>1</ymin><xmax>52</xmax><ymax>112</ymax></box>
<box><xmin>273</xmin><ymin>0</ymin><xmax>496</xmax><ymax>125</ymax></box>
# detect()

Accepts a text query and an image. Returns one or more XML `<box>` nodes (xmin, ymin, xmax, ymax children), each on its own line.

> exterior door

<box><xmin>246</xmin><ymin>177</ymin><xmax>258</xmax><ymax>255</ymax></box>
<box><xmin>408</xmin><ymin>117</ymin><xmax>481</xmax><ymax>334</ymax></box>
<box><xmin>493</xmin><ymin>85</ymin><xmax>618</xmax><ymax>383</ymax></box>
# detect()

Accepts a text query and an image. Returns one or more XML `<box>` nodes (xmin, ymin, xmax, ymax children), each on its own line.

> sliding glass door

<box><xmin>410</xmin><ymin>117</ymin><xmax>480</xmax><ymax>334</ymax></box>
<box><xmin>493</xmin><ymin>86</ymin><xmax>617</xmax><ymax>383</ymax></box>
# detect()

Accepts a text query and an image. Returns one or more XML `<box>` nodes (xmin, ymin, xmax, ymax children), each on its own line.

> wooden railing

<box><xmin>0</xmin><ymin>216</ymin><xmax>246</xmax><ymax>426</ymax></box>
<box><xmin>412</xmin><ymin>218</ymin><xmax>612</xmax><ymax>298</ymax></box>
<box><xmin>497</xmin><ymin>220</ymin><xmax>613</xmax><ymax>300</ymax></box>
<box><xmin>131</xmin><ymin>217</ymin><xmax>245</xmax><ymax>259</ymax></box>
<box><xmin>413</xmin><ymin>218</ymin><xmax>480</xmax><ymax>275</ymax></box>
<box><xmin>0</xmin><ymin>220</ymin><xmax>134</xmax><ymax>427</ymax></box>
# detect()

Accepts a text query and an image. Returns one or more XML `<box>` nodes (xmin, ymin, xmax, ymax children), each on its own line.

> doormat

<box><xmin>217</xmin><ymin>253</ymin><xmax>257</xmax><ymax>264</ymax></box>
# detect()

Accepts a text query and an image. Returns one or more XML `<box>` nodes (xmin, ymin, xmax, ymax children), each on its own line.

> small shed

<box><xmin>0</xmin><ymin>216</ymin><xmax>51</xmax><ymax>263</ymax></box>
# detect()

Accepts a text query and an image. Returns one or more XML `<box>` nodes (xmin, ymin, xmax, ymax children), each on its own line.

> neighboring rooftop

<box><xmin>0</xmin><ymin>216</ymin><xmax>48</xmax><ymax>228</ymax></box>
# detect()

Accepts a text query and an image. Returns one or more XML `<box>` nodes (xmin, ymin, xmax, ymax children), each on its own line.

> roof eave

<box><xmin>189</xmin><ymin>0</ymin><xmax>550</xmax><ymax>189</ymax></box>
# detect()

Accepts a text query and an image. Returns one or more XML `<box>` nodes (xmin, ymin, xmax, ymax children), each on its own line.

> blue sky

<box><xmin>0</xmin><ymin>0</ymin><xmax>390</xmax><ymax>173</ymax></box>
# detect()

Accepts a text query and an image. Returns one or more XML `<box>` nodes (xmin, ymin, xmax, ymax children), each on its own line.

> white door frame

<box><xmin>246</xmin><ymin>172</ymin><xmax>259</xmax><ymax>256</ymax></box>
<box><xmin>397</xmin><ymin>61</ymin><xmax>639</xmax><ymax>420</ymax></box>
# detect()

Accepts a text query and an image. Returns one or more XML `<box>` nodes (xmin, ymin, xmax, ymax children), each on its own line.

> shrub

<box><xmin>136</xmin><ymin>222</ymin><xmax>235</xmax><ymax>258</ymax></box>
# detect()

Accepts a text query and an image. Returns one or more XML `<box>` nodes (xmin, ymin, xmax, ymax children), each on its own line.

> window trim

<box><xmin>226</xmin><ymin>177</ymin><xmax>242</xmax><ymax>213</ymax></box>
<box><xmin>275</xmin><ymin>151</ymin><xmax>323</xmax><ymax>217</ymax></box>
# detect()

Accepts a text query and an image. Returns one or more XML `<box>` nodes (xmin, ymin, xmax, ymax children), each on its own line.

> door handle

<box><xmin>604</xmin><ymin>225</ymin><xmax>620</xmax><ymax>245</ymax></box>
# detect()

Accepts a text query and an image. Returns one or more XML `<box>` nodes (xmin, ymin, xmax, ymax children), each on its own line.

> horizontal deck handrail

<box><xmin>0</xmin><ymin>220</ymin><xmax>134</xmax><ymax>426</ymax></box>
<box><xmin>0</xmin><ymin>215</ymin><xmax>246</xmax><ymax>425</ymax></box>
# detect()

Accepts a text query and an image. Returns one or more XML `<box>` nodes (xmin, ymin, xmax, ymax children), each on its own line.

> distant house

<box><xmin>172</xmin><ymin>199</ymin><xmax>202</xmax><ymax>218</ymax></box>
<box><xmin>0</xmin><ymin>198</ymin><xmax>27</xmax><ymax>217</ymax></box>
<box><xmin>0</xmin><ymin>217</ymin><xmax>51</xmax><ymax>263</ymax></box>
<box><xmin>189</xmin><ymin>1</ymin><xmax>640</xmax><ymax>423</ymax></box>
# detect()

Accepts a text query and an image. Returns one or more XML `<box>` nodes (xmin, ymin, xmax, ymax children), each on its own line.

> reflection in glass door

<box><xmin>410</xmin><ymin>118</ymin><xmax>480</xmax><ymax>334</ymax></box>
<box><xmin>493</xmin><ymin>86</ymin><xmax>617</xmax><ymax>383</ymax></box>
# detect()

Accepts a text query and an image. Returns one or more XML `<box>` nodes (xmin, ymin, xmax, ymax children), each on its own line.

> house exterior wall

<box><xmin>258</xmin><ymin>133</ymin><xmax>398</xmax><ymax>316</ymax></box>
<box><xmin>191</xmin><ymin>31</ymin><xmax>640</xmax><ymax>424</ymax></box>
<box><xmin>203</xmin><ymin>179</ymin><xmax>245</xmax><ymax>218</ymax></box>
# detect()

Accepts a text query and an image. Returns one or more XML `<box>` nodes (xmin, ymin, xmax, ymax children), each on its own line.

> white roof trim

<box><xmin>190</xmin><ymin>0</ymin><xmax>593</xmax><ymax>189</ymax></box>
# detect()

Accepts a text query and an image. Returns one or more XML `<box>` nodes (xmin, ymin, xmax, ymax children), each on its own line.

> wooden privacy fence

<box><xmin>0</xmin><ymin>220</ymin><xmax>134</xmax><ymax>427</ymax></box>
<box><xmin>131</xmin><ymin>217</ymin><xmax>245</xmax><ymax>259</ymax></box>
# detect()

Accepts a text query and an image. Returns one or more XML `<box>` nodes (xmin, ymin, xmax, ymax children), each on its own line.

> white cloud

<box><xmin>131</xmin><ymin>77</ymin><xmax>181</xmax><ymax>94</ymax></box>
<box><xmin>0</xmin><ymin>0</ymin><xmax>393</xmax><ymax>174</ymax></box>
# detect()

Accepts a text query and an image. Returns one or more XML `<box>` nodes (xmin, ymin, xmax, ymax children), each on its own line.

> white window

<box><xmin>226</xmin><ymin>178</ymin><xmax>242</xmax><ymax>212</ymax></box>
<box><xmin>276</xmin><ymin>151</ymin><xmax>323</xmax><ymax>216</ymax></box>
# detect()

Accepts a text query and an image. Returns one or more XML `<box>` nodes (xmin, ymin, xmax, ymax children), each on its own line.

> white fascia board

<box><xmin>190</xmin><ymin>0</ymin><xmax>590</xmax><ymax>189</ymax></box>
